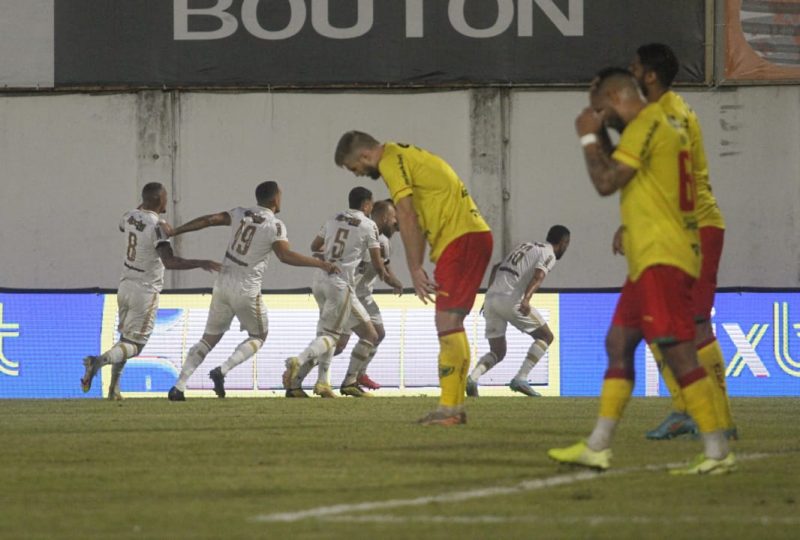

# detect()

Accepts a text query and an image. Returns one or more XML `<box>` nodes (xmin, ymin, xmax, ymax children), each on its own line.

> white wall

<box><xmin>0</xmin><ymin>86</ymin><xmax>798</xmax><ymax>290</ymax></box>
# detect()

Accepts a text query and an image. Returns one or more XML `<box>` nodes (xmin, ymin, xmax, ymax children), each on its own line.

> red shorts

<box><xmin>434</xmin><ymin>231</ymin><xmax>493</xmax><ymax>312</ymax></box>
<box><xmin>693</xmin><ymin>227</ymin><xmax>724</xmax><ymax>321</ymax></box>
<box><xmin>612</xmin><ymin>265</ymin><xmax>696</xmax><ymax>344</ymax></box>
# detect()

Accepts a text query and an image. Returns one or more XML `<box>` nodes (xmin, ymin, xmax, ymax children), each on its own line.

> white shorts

<box><xmin>313</xmin><ymin>279</ymin><xmax>369</xmax><ymax>337</ymax></box>
<box><xmin>117</xmin><ymin>280</ymin><xmax>159</xmax><ymax>345</ymax></box>
<box><xmin>483</xmin><ymin>294</ymin><xmax>546</xmax><ymax>340</ymax></box>
<box><xmin>357</xmin><ymin>294</ymin><xmax>383</xmax><ymax>326</ymax></box>
<box><xmin>204</xmin><ymin>284</ymin><xmax>268</xmax><ymax>337</ymax></box>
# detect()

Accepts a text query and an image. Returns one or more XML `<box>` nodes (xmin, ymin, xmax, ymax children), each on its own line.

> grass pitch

<box><xmin>1</xmin><ymin>397</ymin><xmax>798</xmax><ymax>539</ymax></box>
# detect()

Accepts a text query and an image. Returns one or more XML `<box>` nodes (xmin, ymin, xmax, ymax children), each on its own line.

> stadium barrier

<box><xmin>0</xmin><ymin>290</ymin><xmax>798</xmax><ymax>398</ymax></box>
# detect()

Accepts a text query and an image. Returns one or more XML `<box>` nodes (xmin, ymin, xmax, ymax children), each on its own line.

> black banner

<box><xmin>54</xmin><ymin>0</ymin><xmax>707</xmax><ymax>88</ymax></box>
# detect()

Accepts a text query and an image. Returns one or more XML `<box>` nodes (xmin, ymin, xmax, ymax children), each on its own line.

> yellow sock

<box><xmin>598</xmin><ymin>368</ymin><xmax>634</xmax><ymax>420</ymax></box>
<box><xmin>697</xmin><ymin>339</ymin><xmax>735</xmax><ymax>430</ymax></box>
<box><xmin>438</xmin><ymin>329</ymin><xmax>470</xmax><ymax>408</ymax></box>
<box><xmin>680</xmin><ymin>367</ymin><xmax>724</xmax><ymax>433</ymax></box>
<box><xmin>651</xmin><ymin>345</ymin><xmax>685</xmax><ymax>412</ymax></box>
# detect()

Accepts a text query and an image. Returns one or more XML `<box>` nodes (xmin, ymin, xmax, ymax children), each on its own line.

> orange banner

<box><xmin>725</xmin><ymin>0</ymin><xmax>800</xmax><ymax>80</ymax></box>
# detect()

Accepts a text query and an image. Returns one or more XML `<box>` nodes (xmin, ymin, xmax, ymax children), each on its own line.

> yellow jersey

<box><xmin>658</xmin><ymin>91</ymin><xmax>725</xmax><ymax>229</ymax></box>
<box><xmin>379</xmin><ymin>142</ymin><xmax>490</xmax><ymax>262</ymax></box>
<box><xmin>613</xmin><ymin>103</ymin><xmax>700</xmax><ymax>281</ymax></box>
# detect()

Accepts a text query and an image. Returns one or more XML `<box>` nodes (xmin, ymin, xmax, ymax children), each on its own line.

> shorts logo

<box><xmin>0</xmin><ymin>304</ymin><xmax>20</xmax><ymax>377</ymax></box>
<box><xmin>439</xmin><ymin>366</ymin><xmax>455</xmax><ymax>378</ymax></box>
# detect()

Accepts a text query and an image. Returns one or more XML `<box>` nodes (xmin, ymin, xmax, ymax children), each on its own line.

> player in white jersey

<box><xmin>80</xmin><ymin>182</ymin><xmax>221</xmax><ymax>399</ymax></box>
<box><xmin>284</xmin><ymin>187</ymin><xmax>390</xmax><ymax>398</ymax></box>
<box><xmin>315</xmin><ymin>199</ymin><xmax>403</xmax><ymax>392</ymax></box>
<box><xmin>466</xmin><ymin>225</ymin><xmax>570</xmax><ymax>397</ymax></box>
<box><xmin>165</xmin><ymin>181</ymin><xmax>337</xmax><ymax>401</ymax></box>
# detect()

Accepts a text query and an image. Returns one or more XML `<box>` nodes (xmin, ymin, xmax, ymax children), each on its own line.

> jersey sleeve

<box><xmin>380</xmin><ymin>235</ymin><xmax>392</xmax><ymax>263</ymax></box>
<box><xmin>150</xmin><ymin>220</ymin><xmax>170</xmax><ymax>248</ymax></box>
<box><xmin>366</xmin><ymin>222</ymin><xmax>381</xmax><ymax>250</ymax></box>
<box><xmin>612</xmin><ymin>114</ymin><xmax>654</xmax><ymax>170</ymax></box>
<box><xmin>228</xmin><ymin>207</ymin><xmax>244</xmax><ymax>224</ymax></box>
<box><xmin>119</xmin><ymin>213</ymin><xmax>128</xmax><ymax>233</ymax></box>
<box><xmin>379</xmin><ymin>149</ymin><xmax>414</xmax><ymax>203</ymax></box>
<box><xmin>273</xmin><ymin>219</ymin><xmax>288</xmax><ymax>243</ymax></box>
<box><xmin>533</xmin><ymin>249</ymin><xmax>555</xmax><ymax>275</ymax></box>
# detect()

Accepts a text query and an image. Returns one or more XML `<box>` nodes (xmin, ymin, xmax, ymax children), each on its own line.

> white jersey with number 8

<box><xmin>118</xmin><ymin>209</ymin><xmax>170</xmax><ymax>293</ymax></box>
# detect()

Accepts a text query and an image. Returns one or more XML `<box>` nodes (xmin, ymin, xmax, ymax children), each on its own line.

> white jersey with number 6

<box><xmin>487</xmin><ymin>242</ymin><xmax>557</xmax><ymax>299</ymax></box>
<box><xmin>118</xmin><ymin>209</ymin><xmax>170</xmax><ymax>293</ymax></box>
<box><xmin>217</xmin><ymin>206</ymin><xmax>288</xmax><ymax>296</ymax></box>
<box><xmin>317</xmin><ymin>209</ymin><xmax>380</xmax><ymax>288</ymax></box>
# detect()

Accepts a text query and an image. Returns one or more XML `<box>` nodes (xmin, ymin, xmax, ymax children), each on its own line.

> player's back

<box><xmin>218</xmin><ymin>206</ymin><xmax>286</xmax><ymax>294</ymax></box>
<box><xmin>488</xmin><ymin>241</ymin><xmax>556</xmax><ymax>299</ymax></box>
<box><xmin>318</xmin><ymin>209</ymin><xmax>380</xmax><ymax>287</ymax></box>
<box><xmin>119</xmin><ymin>209</ymin><xmax>168</xmax><ymax>293</ymax></box>
<box><xmin>355</xmin><ymin>234</ymin><xmax>391</xmax><ymax>296</ymax></box>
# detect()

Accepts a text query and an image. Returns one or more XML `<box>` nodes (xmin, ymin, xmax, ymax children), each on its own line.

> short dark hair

<box><xmin>546</xmin><ymin>225</ymin><xmax>570</xmax><ymax>244</ymax></box>
<box><xmin>141</xmin><ymin>182</ymin><xmax>165</xmax><ymax>205</ymax></box>
<box><xmin>256</xmin><ymin>181</ymin><xmax>279</xmax><ymax>204</ymax></box>
<box><xmin>349</xmin><ymin>186</ymin><xmax>373</xmax><ymax>210</ymax></box>
<box><xmin>372</xmin><ymin>199</ymin><xmax>394</xmax><ymax>219</ymax></box>
<box><xmin>335</xmin><ymin>130</ymin><xmax>380</xmax><ymax>166</ymax></box>
<box><xmin>636</xmin><ymin>43</ymin><xmax>679</xmax><ymax>88</ymax></box>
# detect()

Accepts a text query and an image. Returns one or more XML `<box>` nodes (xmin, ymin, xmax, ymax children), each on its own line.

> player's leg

<box><xmin>644</xmin><ymin>343</ymin><xmax>694</xmax><ymax>439</ymax></box>
<box><xmin>341</xmin><ymin>299</ymin><xmax>378</xmax><ymax>397</ymax></box>
<box><xmin>509</xmin><ymin>306</ymin><xmax>553</xmax><ymax>397</ymax></box>
<box><xmin>421</xmin><ymin>231</ymin><xmax>492</xmax><ymax>425</ymax></box>
<box><xmin>208</xmin><ymin>294</ymin><xmax>269</xmax><ymax>398</ymax></box>
<box><xmin>467</xmin><ymin>295</ymin><xmax>507</xmax><ymax>397</ymax></box>
<box><xmin>357</xmin><ymin>295</ymin><xmax>385</xmax><ymax>389</ymax></box>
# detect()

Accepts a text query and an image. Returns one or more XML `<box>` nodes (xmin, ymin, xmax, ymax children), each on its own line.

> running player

<box><xmin>335</xmin><ymin>132</ymin><xmax>493</xmax><ymax>425</ymax></box>
<box><xmin>283</xmin><ymin>187</ymin><xmax>389</xmax><ymax>398</ymax></box>
<box><xmin>626</xmin><ymin>43</ymin><xmax>736</xmax><ymax>440</ymax></box>
<box><xmin>165</xmin><ymin>181</ymin><xmax>336</xmax><ymax>401</ymax></box>
<box><xmin>548</xmin><ymin>68</ymin><xmax>735</xmax><ymax>474</ymax></box>
<box><xmin>80</xmin><ymin>182</ymin><xmax>221</xmax><ymax>399</ymax></box>
<box><xmin>467</xmin><ymin>226</ymin><xmax>570</xmax><ymax>397</ymax></box>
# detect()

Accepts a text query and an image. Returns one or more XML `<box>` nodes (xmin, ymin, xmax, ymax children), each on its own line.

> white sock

<box><xmin>515</xmin><ymin>340</ymin><xmax>548</xmax><ymax>381</ymax></box>
<box><xmin>175</xmin><ymin>340</ymin><xmax>211</xmax><ymax>392</ymax></box>
<box><xmin>220</xmin><ymin>338</ymin><xmax>263</xmax><ymax>376</ymax></box>
<box><xmin>469</xmin><ymin>352</ymin><xmax>499</xmax><ymax>382</ymax></box>
<box><xmin>298</xmin><ymin>335</ymin><xmax>336</xmax><ymax>366</ymax></box>
<box><xmin>702</xmin><ymin>430</ymin><xmax>729</xmax><ymax>460</ymax></box>
<box><xmin>109</xmin><ymin>360</ymin><xmax>126</xmax><ymax>391</ymax></box>
<box><xmin>587</xmin><ymin>417</ymin><xmax>618</xmax><ymax>451</ymax></box>
<box><xmin>343</xmin><ymin>339</ymin><xmax>375</xmax><ymax>386</ymax></box>
<box><xmin>316</xmin><ymin>351</ymin><xmax>332</xmax><ymax>385</ymax></box>
<box><xmin>102</xmin><ymin>342</ymin><xmax>139</xmax><ymax>365</ymax></box>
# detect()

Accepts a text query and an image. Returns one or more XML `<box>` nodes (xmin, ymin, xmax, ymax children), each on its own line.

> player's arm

<box><xmin>156</xmin><ymin>244</ymin><xmax>221</xmax><ymax>272</ymax></box>
<box><xmin>612</xmin><ymin>225</ymin><xmax>625</xmax><ymax>255</ymax></box>
<box><xmin>273</xmin><ymin>240</ymin><xmax>338</xmax><ymax>273</ymax></box>
<box><xmin>382</xmin><ymin>263</ymin><xmax>404</xmax><ymax>294</ymax></box>
<box><xmin>576</xmin><ymin>107</ymin><xmax>636</xmax><ymax>196</ymax></box>
<box><xmin>394</xmin><ymin>195</ymin><xmax>436</xmax><ymax>304</ymax></box>
<box><xmin>310</xmin><ymin>235</ymin><xmax>324</xmax><ymax>254</ymax></box>
<box><xmin>367</xmin><ymin>245</ymin><xmax>391</xmax><ymax>283</ymax></box>
<box><xmin>170</xmin><ymin>212</ymin><xmax>232</xmax><ymax>236</ymax></box>
<box><xmin>519</xmin><ymin>268</ymin><xmax>547</xmax><ymax>316</ymax></box>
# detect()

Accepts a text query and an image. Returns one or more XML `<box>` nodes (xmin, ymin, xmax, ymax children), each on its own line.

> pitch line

<box><xmin>321</xmin><ymin>514</ymin><xmax>800</xmax><ymax>526</ymax></box>
<box><xmin>252</xmin><ymin>452</ymin><xmax>775</xmax><ymax>524</ymax></box>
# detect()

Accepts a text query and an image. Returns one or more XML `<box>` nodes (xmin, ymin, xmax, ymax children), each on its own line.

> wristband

<box><xmin>580</xmin><ymin>133</ymin><xmax>598</xmax><ymax>147</ymax></box>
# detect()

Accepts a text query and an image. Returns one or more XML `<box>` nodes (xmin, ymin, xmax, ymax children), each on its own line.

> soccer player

<box><xmin>548</xmin><ymin>68</ymin><xmax>735</xmax><ymax>474</ymax></box>
<box><xmin>80</xmin><ymin>182</ymin><xmax>221</xmax><ymax>399</ymax></box>
<box><xmin>335</xmin><ymin>132</ymin><xmax>493</xmax><ymax>425</ymax></box>
<box><xmin>625</xmin><ymin>43</ymin><xmax>736</xmax><ymax>440</ymax></box>
<box><xmin>317</xmin><ymin>199</ymin><xmax>404</xmax><ymax>392</ymax></box>
<box><xmin>165</xmin><ymin>181</ymin><xmax>337</xmax><ymax>401</ymax></box>
<box><xmin>283</xmin><ymin>187</ymin><xmax>389</xmax><ymax>398</ymax></box>
<box><xmin>466</xmin><ymin>226</ymin><xmax>570</xmax><ymax>398</ymax></box>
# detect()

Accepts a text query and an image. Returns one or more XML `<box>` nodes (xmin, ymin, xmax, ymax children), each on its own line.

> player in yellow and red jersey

<box><xmin>624</xmin><ymin>43</ymin><xmax>736</xmax><ymax>441</ymax></box>
<box><xmin>548</xmin><ymin>68</ymin><xmax>735</xmax><ymax>475</ymax></box>
<box><xmin>335</xmin><ymin>131</ymin><xmax>493</xmax><ymax>425</ymax></box>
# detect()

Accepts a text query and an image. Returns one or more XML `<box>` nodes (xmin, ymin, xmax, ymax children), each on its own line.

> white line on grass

<box><xmin>251</xmin><ymin>452</ymin><xmax>774</xmax><ymax>524</ymax></box>
<box><xmin>320</xmin><ymin>514</ymin><xmax>800</xmax><ymax>526</ymax></box>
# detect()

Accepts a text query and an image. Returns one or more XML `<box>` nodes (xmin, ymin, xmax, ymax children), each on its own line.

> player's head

<box><xmin>349</xmin><ymin>186</ymin><xmax>374</xmax><ymax>214</ymax></box>
<box><xmin>590</xmin><ymin>67</ymin><xmax>645</xmax><ymax>132</ymax></box>
<box><xmin>371</xmin><ymin>199</ymin><xmax>397</xmax><ymax>238</ymax></box>
<box><xmin>631</xmin><ymin>43</ymin><xmax>679</xmax><ymax>95</ymax></box>
<box><xmin>546</xmin><ymin>225</ymin><xmax>571</xmax><ymax>260</ymax></box>
<box><xmin>335</xmin><ymin>130</ymin><xmax>382</xmax><ymax>180</ymax></box>
<box><xmin>256</xmin><ymin>181</ymin><xmax>281</xmax><ymax>212</ymax></box>
<box><xmin>141</xmin><ymin>182</ymin><xmax>167</xmax><ymax>213</ymax></box>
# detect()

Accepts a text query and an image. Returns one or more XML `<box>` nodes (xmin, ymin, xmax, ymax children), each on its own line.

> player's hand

<box><xmin>392</xmin><ymin>285</ymin><xmax>403</xmax><ymax>296</ymax></box>
<box><xmin>410</xmin><ymin>267</ymin><xmax>437</xmax><ymax>305</ymax></box>
<box><xmin>518</xmin><ymin>300</ymin><xmax>532</xmax><ymax>316</ymax></box>
<box><xmin>322</xmin><ymin>261</ymin><xmax>340</xmax><ymax>274</ymax></box>
<box><xmin>200</xmin><ymin>260</ymin><xmax>222</xmax><ymax>273</ymax></box>
<box><xmin>612</xmin><ymin>226</ymin><xmax>625</xmax><ymax>255</ymax></box>
<box><xmin>575</xmin><ymin>107</ymin><xmax>603</xmax><ymax>137</ymax></box>
<box><xmin>159</xmin><ymin>220</ymin><xmax>175</xmax><ymax>238</ymax></box>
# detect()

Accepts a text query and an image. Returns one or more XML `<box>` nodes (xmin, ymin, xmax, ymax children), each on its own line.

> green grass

<box><xmin>1</xmin><ymin>397</ymin><xmax>798</xmax><ymax>539</ymax></box>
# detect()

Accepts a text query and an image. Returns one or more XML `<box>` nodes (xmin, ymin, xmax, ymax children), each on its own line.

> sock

<box><xmin>514</xmin><ymin>340</ymin><xmax>548</xmax><ymax>381</ymax></box>
<box><xmin>109</xmin><ymin>360</ymin><xmax>126</xmax><ymax>391</ymax></box>
<box><xmin>175</xmin><ymin>340</ymin><xmax>211</xmax><ymax>392</ymax></box>
<box><xmin>678</xmin><ymin>367</ymin><xmax>728</xmax><ymax>459</ymax></box>
<box><xmin>317</xmin><ymin>350</ymin><xmax>332</xmax><ymax>385</ymax></box>
<box><xmin>697</xmin><ymin>338</ymin><xmax>735</xmax><ymax>430</ymax></box>
<box><xmin>438</xmin><ymin>329</ymin><xmax>470</xmax><ymax>409</ymax></box>
<box><xmin>469</xmin><ymin>351</ymin><xmax>499</xmax><ymax>382</ymax></box>
<box><xmin>651</xmin><ymin>344</ymin><xmax>686</xmax><ymax>413</ymax></box>
<box><xmin>343</xmin><ymin>339</ymin><xmax>375</xmax><ymax>386</ymax></box>
<box><xmin>220</xmin><ymin>338</ymin><xmax>263</xmax><ymax>376</ymax></box>
<box><xmin>588</xmin><ymin>367</ymin><xmax>634</xmax><ymax>451</ymax></box>
<box><xmin>298</xmin><ymin>335</ymin><xmax>336</xmax><ymax>366</ymax></box>
<box><xmin>101</xmin><ymin>342</ymin><xmax>139</xmax><ymax>365</ymax></box>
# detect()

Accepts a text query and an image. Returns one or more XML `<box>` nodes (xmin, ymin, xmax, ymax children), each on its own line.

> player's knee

<box><xmin>489</xmin><ymin>340</ymin><xmax>507</xmax><ymax>361</ymax></box>
<box><xmin>375</xmin><ymin>325</ymin><xmax>386</xmax><ymax>344</ymax></box>
<box><xmin>533</xmin><ymin>326</ymin><xmax>554</xmax><ymax>346</ymax></box>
